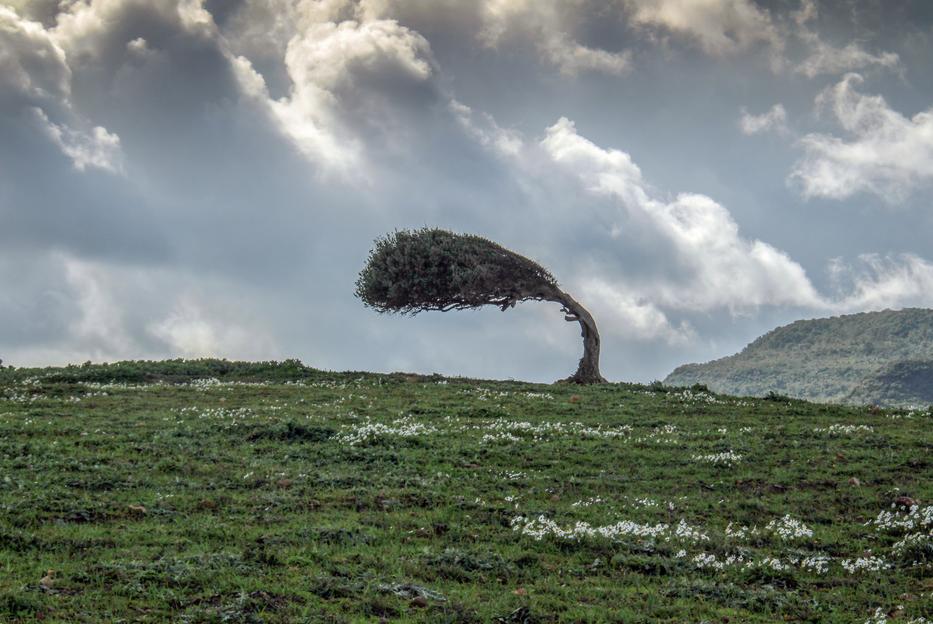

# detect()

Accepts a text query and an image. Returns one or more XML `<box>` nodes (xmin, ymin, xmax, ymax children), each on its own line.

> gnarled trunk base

<box><xmin>561</xmin><ymin>361</ymin><xmax>607</xmax><ymax>385</ymax></box>
<box><xmin>551</xmin><ymin>289</ymin><xmax>607</xmax><ymax>385</ymax></box>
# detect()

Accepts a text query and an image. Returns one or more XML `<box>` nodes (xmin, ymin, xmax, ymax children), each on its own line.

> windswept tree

<box><xmin>355</xmin><ymin>228</ymin><xmax>606</xmax><ymax>384</ymax></box>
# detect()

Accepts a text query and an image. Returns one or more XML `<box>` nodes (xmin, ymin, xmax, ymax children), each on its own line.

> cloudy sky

<box><xmin>2</xmin><ymin>0</ymin><xmax>932</xmax><ymax>382</ymax></box>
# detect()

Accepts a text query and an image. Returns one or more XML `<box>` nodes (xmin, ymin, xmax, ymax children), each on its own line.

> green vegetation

<box><xmin>849</xmin><ymin>361</ymin><xmax>933</xmax><ymax>407</ymax></box>
<box><xmin>665</xmin><ymin>308</ymin><xmax>933</xmax><ymax>406</ymax></box>
<box><xmin>354</xmin><ymin>228</ymin><xmax>560</xmax><ymax>316</ymax></box>
<box><xmin>1</xmin><ymin>360</ymin><xmax>931</xmax><ymax>623</ymax></box>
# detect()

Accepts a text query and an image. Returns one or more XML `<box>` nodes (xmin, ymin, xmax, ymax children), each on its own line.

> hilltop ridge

<box><xmin>665</xmin><ymin>308</ymin><xmax>933</xmax><ymax>406</ymax></box>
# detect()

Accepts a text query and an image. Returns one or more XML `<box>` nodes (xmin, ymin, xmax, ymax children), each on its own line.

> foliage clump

<box><xmin>355</xmin><ymin>228</ymin><xmax>559</xmax><ymax>314</ymax></box>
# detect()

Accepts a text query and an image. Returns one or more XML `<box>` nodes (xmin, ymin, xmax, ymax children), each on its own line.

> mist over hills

<box><xmin>665</xmin><ymin>309</ymin><xmax>933</xmax><ymax>407</ymax></box>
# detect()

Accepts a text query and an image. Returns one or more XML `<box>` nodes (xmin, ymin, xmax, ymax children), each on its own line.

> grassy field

<box><xmin>0</xmin><ymin>360</ymin><xmax>930</xmax><ymax>623</ymax></box>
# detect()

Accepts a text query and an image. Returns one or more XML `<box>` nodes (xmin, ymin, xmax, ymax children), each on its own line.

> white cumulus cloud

<box><xmin>790</xmin><ymin>73</ymin><xmax>933</xmax><ymax>201</ymax></box>
<box><xmin>231</xmin><ymin>10</ymin><xmax>449</xmax><ymax>175</ymax></box>
<box><xmin>0</xmin><ymin>5</ymin><xmax>71</xmax><ymax>103</ymax></box>
<box><xmin>540</xmin><ymin>117</ymin><xmax>823</xmax><ymax>316</ymax></box>
<box><xmin>32</xmin><ymin>107</ymin><xmax>124</xmax><ymax>172</ymax></box>
<box><xmin>623</xmin><ymin>0</ymin><xmax>781</xmax><ymax>57</ymax></box>
<box><xmin>830</xmin><ymin>254</ymin><xmax>933</xmax><ymax>312</ymax></box>
<box><xmin>478</xmin><ymin>0</ymin><xmax>632</xmax><ymax>75</ymax></box>
<box><xmin>579</xmin><ymin>278</ymin><xmax>695</xmax><ymax>345</ymax></box>
<box><xmin>796</xmin><ymin>42</ymin><xmax>899</xmax><ymax>79</ymax></box>
<box><xmin>791</xmin><ymin>0</ymin><xmax>900</xmax><ymax>78</ymax></box>
<box><xmin>0</xmin><ymin>5</ymin><xmax>124</xmax><ymax>173</ymax></box>
<box><xmin>739</xmin><ymin>104</ymin><xmax>788</xmax><ymax>135</ymax></box>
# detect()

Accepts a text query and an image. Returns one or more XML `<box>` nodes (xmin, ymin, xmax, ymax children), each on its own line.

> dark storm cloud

<box><xmin>1</xmin><ymin>0</ymin><xmax>932</xmax><ymax>382</ymax></box>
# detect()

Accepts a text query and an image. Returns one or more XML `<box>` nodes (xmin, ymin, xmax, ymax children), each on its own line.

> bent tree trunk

<box><xmin>551</xmin><ymin>289</ymin><xmax>606</xmax><ymax>384</ymax></box>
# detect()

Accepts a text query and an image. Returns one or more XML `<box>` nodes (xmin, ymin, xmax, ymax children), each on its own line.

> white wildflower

<box><xmin>693</xmin><ymin>450</ymin><xmax>743</xmax><ymax>466</ymax></box>
<box><xmin>800</xmin><ymin>554</ymin><xmax>830</xmax><ymax>574</ymax></box>
<box><xmin>841</xmin><ymin>556</ymin><xmax>890</xmax><ymax>573</ymax></box>
<box><xmin>813</xmin><ymin>424</ymin><xmax>873</xmax><ymax>435</ymax></box>
<box><xmin>766</xmin><ymin>515</ymin><xmax>813</xmax><ymax>540</ymax></box>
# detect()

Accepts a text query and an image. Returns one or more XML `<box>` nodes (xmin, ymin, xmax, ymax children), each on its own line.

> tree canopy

<box><xmin>355</xmin><ymin>228</ymin><xmax>560</xmax><ymax>314</ymax></box>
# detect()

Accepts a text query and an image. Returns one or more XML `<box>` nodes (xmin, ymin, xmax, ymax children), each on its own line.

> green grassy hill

<box><xmin>0</xmin><ymin>359</ymin><xmax>930</xmax><ymax>622</ymax></box>
<box><xmin>665</xmin><ymin>308</ymin><xmax>933</xmax><ymax>406</ymax></box>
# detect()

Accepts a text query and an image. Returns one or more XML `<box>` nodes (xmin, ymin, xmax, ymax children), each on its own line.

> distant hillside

<box><xmin>846</xmin><ymin>360</ymin><xmax>933</xmax><ymax>406</ymax></box>
<box><xmin>665</xmin><ymin>308</ymin><xmax>933</xmax><ymax>406</ymax></box>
